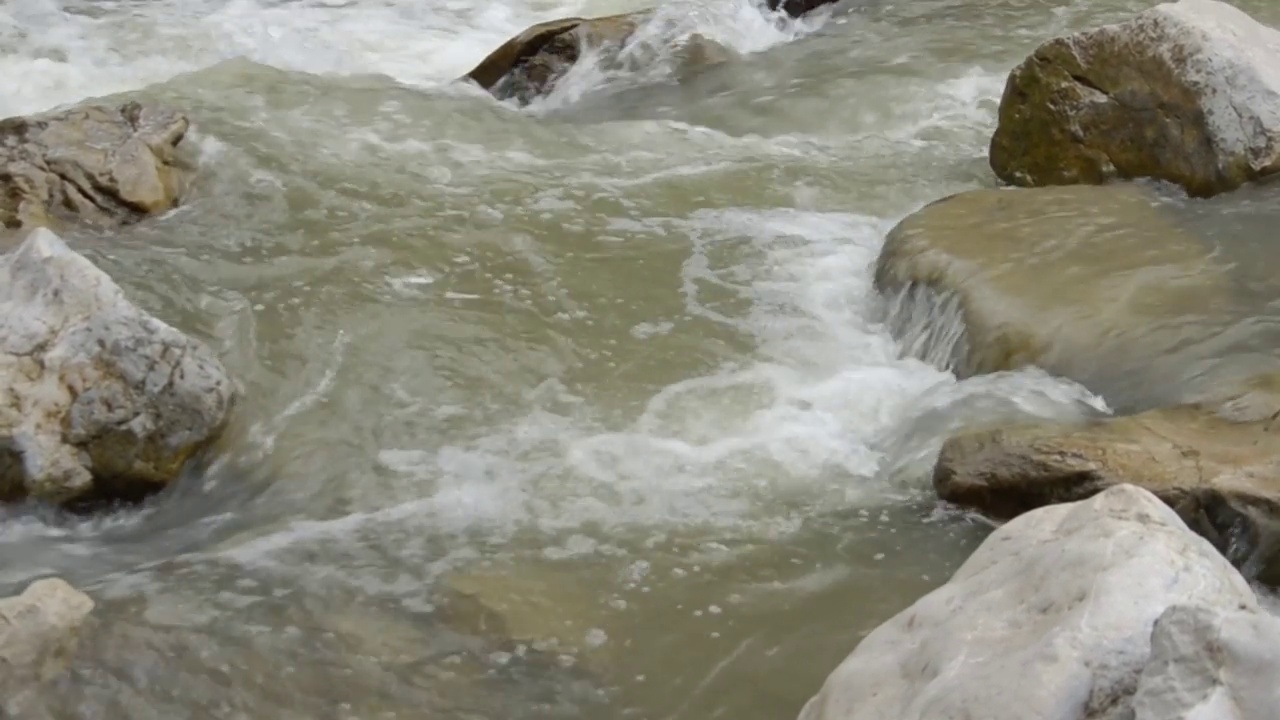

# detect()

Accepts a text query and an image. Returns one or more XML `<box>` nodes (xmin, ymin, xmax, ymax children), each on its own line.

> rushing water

<box><xmin>5</xmin><ymin>0</ymin><xmax>1280</xmax><ymax>717</ymax></box>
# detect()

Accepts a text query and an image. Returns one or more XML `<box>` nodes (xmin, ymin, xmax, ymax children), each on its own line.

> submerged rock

<box><xmin>0</xmin><ymin>228</ymin><xmax>236</xmax><ymax>505</ymax></box>
<box><xmin>0</xmin><ymin>578</ymin><xmax>94</xmax><ymax>695</ymax></box>
<box><xmin>989</xmin><ymin>0</ymin><xmax>1280</xmax><ymax>198</ymax></box>
<box><xmin>1</xmin><ymin>101</ymin><xmax>193</xmax><ymax>229</ymax></box>
<box><xmin>933</xmin><ymin>400</ymin><xmax>1280</xmax><ymax>580</ymax></box>
<box><xmin>796</xmin><ymin>484</ymin><xmax>1263</xmax><ymax>720</ymax></box>
<box><xmin>874</xmin><ymin>183</ymin><xmax>1234</xmax><ymax>409</ymax></box>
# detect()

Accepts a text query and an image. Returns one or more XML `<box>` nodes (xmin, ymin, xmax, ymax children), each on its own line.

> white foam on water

<box><xmin>3</xmin><ymin>0</ymin><xmax>821</xmax><ymax>117</ymax></box>
<box><xmin>207</xmin><ymin>204</ymin><xmax>1110</xmax><ymax>573</ymax></box>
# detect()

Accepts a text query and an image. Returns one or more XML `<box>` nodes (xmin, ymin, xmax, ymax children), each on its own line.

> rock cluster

<box><xmin>805</xmin><ymin>1</ymin><xmax>1280</xmax><ymax>718</ymax></box>
<box><xmin>0</xmin><ymin>92</ymin><xmax>229</xmax><ymax>691</ymax></box>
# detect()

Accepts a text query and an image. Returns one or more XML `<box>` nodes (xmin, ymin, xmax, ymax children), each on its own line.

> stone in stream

<box><xmin>989</xmin><ymin>0</ymin><xmax>1280</xmax><ymax>198</ymax></box>
<box><xmin>463</xmin><ymin>11</ymin><xmax>740</xmax><ymax>105</ymax></box>
<box><xmin>1</xmin><ymin>101</ymin><xmax>194</xmax><ymax>230</ymax></box>
<box><xmin>874</xmin><ymin>183</ymin><xmax>1236</xmax><ymax>410</ymax></box>
<box><xmin>932</xmin><ymin>393</ymin><xmax>1280</xmax><ymax>583</ymax></box>
<box><xmin>796</xmin><ymin>484</ymin><xmax>1279</xmax><ymax>720</ymax></box>
<box><xmin>0</xmin><ymin>228</ymin><xmax>237</xmax><ymax>505</ymax></box>
<box><xmin>0</xmin><ymin>578</ymin><xmax>94</xmax><ymax>699</ymax></box>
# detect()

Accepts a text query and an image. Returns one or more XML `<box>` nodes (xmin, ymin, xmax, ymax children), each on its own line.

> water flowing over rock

<box><xmin>933</xmin><ymin>399</ymin><xmax>1280</xmax><ymax>581</ymax></box>
<box><xmin>796</xmin><ymin>484</ymin><xmax>1264</xmax><ymax>720</ymax></box>
<box><xmin>0</xmin><ymin>578</ymin><xmax>94</xmax><ymax>696</ymax></box>
<box><xmin>989</xmin><ymin>0</ymin><xmax>1280</xmax><ymax>198</ymax></box>
<box><xmin>0</xmin><ymin>228</ymin><xmax>236</xmax><ymax>505</ymax></box>
<box><xmin>874</xmin><ymin>183</ymin><xmax>1234</xmax><ymax>410</ymax></box>
<box><xmin>463</xmin><ymin>11</ymin><xmax>740</xmax><ymax>105</ymax></box>
<box><xmin>1</xmin><ymin>101</ymin><xmax>193</xmax><ymax>229</ymax></box>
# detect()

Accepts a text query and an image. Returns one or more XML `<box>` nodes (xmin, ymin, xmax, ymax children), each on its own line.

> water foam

<box><xmin>3</xmin><ymin>0</ymin><xmax>824</xmax><ymax>118</ymax></box>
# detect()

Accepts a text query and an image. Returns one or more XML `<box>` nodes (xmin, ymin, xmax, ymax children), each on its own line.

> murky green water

<box><xmin>5</xmin><ymin>0</ymin><xmax>1280</xmax><ymax>717</ymax></box>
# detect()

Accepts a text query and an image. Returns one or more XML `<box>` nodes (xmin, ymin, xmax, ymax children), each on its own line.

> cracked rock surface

<box><xmin>797</xmin><ymin>484</ymin><xmax>1265</xmax><ymax>720</ymax></box>
<box><xmin>989</xmin><ymin>0</ymin><xmax>1280</xmax><ymax>198</ymax></box>
<box><xmin>0</xmin><ymin>228</ymin><xmax>236</xmax><ymax>505</ymax></box>
<box><xmin>1</xmin><ymin>101</ymin><xmax>193</xmax><ymax>229</ymax></box>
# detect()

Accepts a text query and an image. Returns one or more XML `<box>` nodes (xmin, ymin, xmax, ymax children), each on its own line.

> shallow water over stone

<box><xmin>5</xmin><ymin>0</ymin><xmax>1280</xmax><ymax>717</ymax></box>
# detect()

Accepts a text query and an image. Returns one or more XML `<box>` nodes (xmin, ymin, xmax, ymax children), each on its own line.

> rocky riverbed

<box><xmin>5</xmin><ymin>0</ymin><xmax>1280</xmax><ymax>717</ymax></box>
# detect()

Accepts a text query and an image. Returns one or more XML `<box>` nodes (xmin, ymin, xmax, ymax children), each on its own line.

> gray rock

<box><xmin>1</xmin><ymin>101</ymin><xmax>192</xmax><ymax>229</ymax></box>
<box><xmin>0</xmin><ymin>578</ymin><xmax>94</xmax><ymax>691</ymax></box>
<box><xmin>0</xmin><ymin>228</ymin><xmax>236</xmax><ymax>504</ymax></box>
<box><xmin>1131</xmin><ymin>604</ymin><xmax>1280</xmax><ymax>720</ymax></box>
<box><xmin>796</xmin><ymin>484</ymin><xmax>1259</xmax><ymax>720</ymax></box>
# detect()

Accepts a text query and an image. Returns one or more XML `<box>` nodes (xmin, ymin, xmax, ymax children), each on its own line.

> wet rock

<box><xmin>874</xmin><ymin>183</ymin><xmax>1233</xmax><ymax>409</ymax></box>
<box><xmin>0</xmin><ymin>228</ymin><xmax>237</xmax><ymax>505</ymax></box>
<box><xmin>932</xmin><ymin>401</ymin><xmax>1280</xmax><ymax>580</ymax></box>
<box><xmin>464</xmin><ymin>12</ymin><xmax>650</xmax><ymax>104</ymax></box>
<box><xmin>1130</xmin><ymin>604</ymin><xmax>1280</xmax><ymax>719</ymax></box>
<box><xmin>796</xmin><ymin>484</ymin><xmax>1260</xmax><ymax>720</ymax></box>
<box><xmin>439</xmin><ymin>563</ymin><xmax>621</xmax><ymax>671</ymax></box>
<box><xmin>765</xmin><ymin>0</ymin><xmax>843</xmax><ymax>17</ymax></box>
<box><xmin>989</xmin><ymin>0</ymin><xmax>1280</xmax><ymax>198</ymax></box>
<box><xmin>462</xmin><ymin>11</ymin><xmax>739</xmax><ymax>105</ymax></box>
<box><xmin>1</xmin><ymin>101</ymin><xmax>193</xmax><ymax>229</ymax></box>
<box><xmin>0</xmin><ymin>578</ymin><xmax>94</xmax><ymax>694</ymax></box>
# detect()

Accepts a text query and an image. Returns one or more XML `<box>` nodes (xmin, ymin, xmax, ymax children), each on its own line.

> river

<box><xmin>4</xmin><ymin>0</ymin><xmax>1279</xmax><ymax>717</ymax></box>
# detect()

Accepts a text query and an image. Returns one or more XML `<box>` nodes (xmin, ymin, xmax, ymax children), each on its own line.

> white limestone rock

<box><xmin>1131</xmin><ymin>604</ymin><xmax>1280</xmax><ymax>720</ymax></box>
<box><xmin>989</xmin><ymin>0</ymin><xmax>1280</xmax><ymax>197</ymax></box>
<box><xmin>796</xmin><ymin>484</ymin><xmax>1260</xmax><ymax>720</ymax></box>
<box><xmin>0</xmin><ymin>228</ymin><xmax>236</xmax><ymax>504</ymax></box>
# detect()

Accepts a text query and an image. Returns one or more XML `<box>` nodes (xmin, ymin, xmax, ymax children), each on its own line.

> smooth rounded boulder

<box><xmin>989</xmin><ymin>0</ymin><xmax>1280</xmax><ymax>198</ymax></box>
<box><xmin>874</xmin><ymin>183</ymin><xmax>1240</xmax><ymax>411</ymax></box>
<box><xmin>1</xmin><ymin>101</ymin><xmax>193</xmax><ymax>229</ymax></box>
<box><xmin>0</xmin><ymin>228</ymin><xmax>237</xmax><ymax>505</ymax></box>
<box><xmin>796</xmin><ymin>484</ymin><xmax>1264</xmax><ymax>720</ymax></box>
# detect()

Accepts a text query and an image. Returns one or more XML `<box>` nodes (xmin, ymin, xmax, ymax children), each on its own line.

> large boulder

<box><xmin>874</xmin><ymin>183</ymin><xmax>1238</xmax><ymax>411</ymax></box>
<box><xmin>989</xmin><ymin>0</ymin><xmax>1280</xmax><ymax>198</ymax></box>
<box><xmin>1</xmin><ymin>101</ymin><xmax>192</xmax><ymax>230</ymax></box>
<box><xmin>0</xmin><ymin>228</ymin><xmax>236</xmax><ymax>505</ymax></box>
<box><xmin>0</xmin><ymin>578</ymin><xmax>94</xmax><ymax>694</ymax></box>
<box><xmin>796</xmin><ymin>484</ymin><xmax>1263</xmax><ymax>720</ymax></box>
<box><xmin>932</xmin><ymin>400</ymin><xmax>1280</xmax><ymax>578</ymax></box>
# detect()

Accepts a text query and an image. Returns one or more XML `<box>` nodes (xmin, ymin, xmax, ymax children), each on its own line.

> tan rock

<box><xmin>989</xmin><ymin>0</ymin><xmax>1280</xmax><ymax>198</ymax></box>
<box><xmin>1</xmin><ymin>101</ymin><xmax>192</xmax><ymax>230</ymax></box>
<box><xmin>874</xmin><ymin>183</ymin><xmax>1237</xmax><ymax>409</ymax></box>
<box><xmin>932</xmin><ymin>401</ymin><xmax>1280</xmax><ymax>577</ymax></box>
<box><xmin>0</xmin><ymin>578</ymin><xmax>94</xmax><ymax>692</ymax></box>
